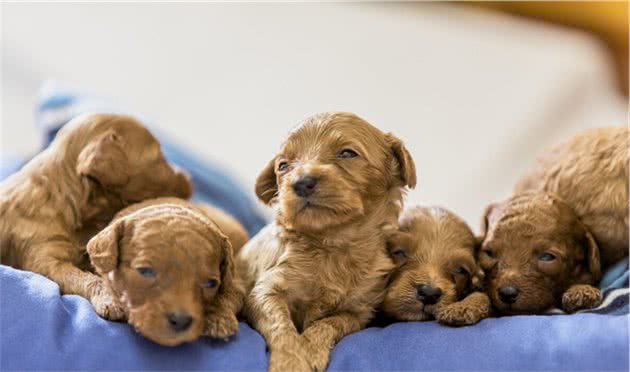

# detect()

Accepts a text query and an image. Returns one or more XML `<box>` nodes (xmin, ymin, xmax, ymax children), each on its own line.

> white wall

<box><xmin>2</xmin><ymin>3</ymin><xmax>626</xmax><ymax>230</ymax></box>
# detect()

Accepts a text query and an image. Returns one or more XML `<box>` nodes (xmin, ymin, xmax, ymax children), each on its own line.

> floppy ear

<box><xmin>254</xmin><ymin>157</ymin><xmax>278</xmax><ymax>204</ymax></box>
<box><xmin>87</xmin><ymin>220</ymin><xmax>125</xmax><ymax>275</ymax></box>
<box><xmin>77</xmin><ymin>130</ymin><xmax>129</xmax><ymax>187</ymax></box>
<box><xmin>203</xmin><ymin>233</ymin><xmax>244</xmax><ymax>338</ymax></box>
<box><xmin>583</xmin><ymin>229</ymin><xmax>602</xmax><ymax>283</ymax></box>
<box><xmin>218</xmin><ymin>236</ymin><xmax>236</xmax><ymax>297</ymax></box>
<box><xmin>385</xmin><ymin>133</ymin><xmax>417</xmax><ymax>189</ymax></box>
<box><xmin>479</xmin><ymin>202</ymin><xmax>500</xmax><ymax>240</ymax></box>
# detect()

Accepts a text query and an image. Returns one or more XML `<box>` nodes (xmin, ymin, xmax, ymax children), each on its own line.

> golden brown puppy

<box><xmin>87</xmin><ymin>197</ymin><xmax>247</xmax><ymax>346</ymax></box>
<box><xmin>238</xmin><ymin>112</ymin><xmax>416</xmax><ymax>372</ymax></box>
<box><xmin>0</xmin><ymin>113</ymin><xmax>192</xmax><ymax>319</ymax></box>
<box><xmin>480</xmin><ymin>127</ymin><xmax>628</xmax><ymax>314</ymax></box>
<box><xmin>383</xmin><ymin>207</ymin><xmax>489</xmax><ymax>326</ymax></box>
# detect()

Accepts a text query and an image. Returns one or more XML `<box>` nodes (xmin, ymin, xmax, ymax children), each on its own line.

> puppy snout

<box><xmin>167</xmin><ymin>311</ymin><xmax>193</xmax><ymax>332</ymax></box>
<box><xmin>416</xmin><ymin>284</ymin><xmax>442</xmax><ymax>305</ymax></box>
<box><xmin>498</xmin><ymin>286</ymin><xmax>519</xmax><ymax>304</ymax></box>
<box><xmin>292</xmin><ymin>176</ymin><xmax>318</xmax><ymax>197</ymax></box>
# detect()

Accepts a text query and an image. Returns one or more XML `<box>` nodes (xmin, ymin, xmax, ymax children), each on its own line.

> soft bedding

<box><xmin>0</xmin><ymin>82</ymin><xmax>628</xmax><ymax>371</ymax></box>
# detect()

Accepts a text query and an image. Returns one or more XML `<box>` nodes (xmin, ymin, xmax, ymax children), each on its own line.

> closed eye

<box><xmin>202</xmin><ymin>279</ymin><xmax>219</xmax><ymax>289</ymax></box>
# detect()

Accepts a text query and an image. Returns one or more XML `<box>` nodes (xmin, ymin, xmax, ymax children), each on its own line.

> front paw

<box><xmin>203</xmin><ymin>311</ymin><xmax>239</xmax><ymax>339</ymax></box>
<box><xmin>435</xmin><ymin>293</ymin><xmax>490</xmax><ymax>326</ymax></box>
<box><xmin>268</xmin><ymin>347</ymin><xmax>311</xmax><ymax>372</ymax></box>
<box><xmin>302</xmin><ymin>330</ymin><xmax>332</xmax><ymax>372</ymax></box>
<box><xmin>562</xmin><ymin>285</ymin><xmax>602</xmax><ymax>313</ymax></box>
<box><xmin>91</xmin><ymin>285</ymin><xmax>125</xmax><ymax>320</ymax></box>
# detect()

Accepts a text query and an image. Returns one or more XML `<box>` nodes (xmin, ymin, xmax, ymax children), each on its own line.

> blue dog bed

<box><xmin>1</xmin><ymin>82</ymin><xmax>627</xmax><ymax>371</ymax></box>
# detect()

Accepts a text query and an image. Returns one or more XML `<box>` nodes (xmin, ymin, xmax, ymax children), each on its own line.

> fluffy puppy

<box><xmin>383</xmin><ymin>207</ymin><xmax>489</xmax><ymax>326</ymax></box>
<box><xmin>480</xmin><ymin>127</ymin><xmax>628</xmax><ymax>314</ymax></box>
<box><xmin>238</xmin><ymin>112</ymin><xmax>416</xmax><ymax>372</ymax></box>
<box><xmin>87</xmin><ymin>197</ymin><xmax>246</xmax><ymax>346</ymax></box>
<box><xmin>0</xmin><ymin>113</ymin><xmax>192</xmax><ymax>319</ymax></box>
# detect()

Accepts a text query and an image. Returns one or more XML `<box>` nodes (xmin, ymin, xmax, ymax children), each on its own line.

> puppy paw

<box><xmin>91</xmin><ymin>285</ymin><xmax>125</xmax><ymax>320</ymax></box>
<box><xmin>268</xmin><ymin>347</ymin><xmax>311</xmax><ymax>372</ymax></box>
<box><xmin>435</xmin><ymin>292</ymin><xmax>490</xmax><ymax>326</ymax></box>
<box><xmin>300</xmin><ymin>331</ymin><xmax>332</xmax><ymax>372</ymax></box>
<box><xmin>562</xmin><ymin>284</ymin><xmax>602</xmax><ymax>313</ymax></box>
<box><xmin>203</xmin><ymin>311</ymin><xmax>239</xmax><ymax>339</ymax></box>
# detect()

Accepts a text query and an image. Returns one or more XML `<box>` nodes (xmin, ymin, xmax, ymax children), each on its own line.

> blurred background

<box><xmin>1</xmin><ymin>2</ymin><xmax>628</xmax><ymax>229</ymax></box>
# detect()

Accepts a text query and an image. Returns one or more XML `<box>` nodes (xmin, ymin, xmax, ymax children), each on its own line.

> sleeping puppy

<box><xmin>238</xmin><ymin>112</ymin><xmax>416</xmax><ymax>372</ymax></box>
<box><xmin>383</xmin><ymin>207</ymin><xmax>489</xmax><ymax>326</ymax></box>
<box><xmin>480</xmin><ymin>127</ymin><xmax>628</xmax><ymax>314</ymax></box>
<box><xmin>87</xmin><ymin>197</ymin><xmax>247</xmax><ymax>346</ymax></box>
<box><xmin>0</xmin><ymin>113</ymin><xmax>191</xmax><ymax>319</ymax></box>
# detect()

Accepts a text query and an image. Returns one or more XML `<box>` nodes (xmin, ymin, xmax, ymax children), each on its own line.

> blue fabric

<box><xmin>1</xmin><ymin>81</ymin><xmax>628</xmax><ymax>371</ymax></box>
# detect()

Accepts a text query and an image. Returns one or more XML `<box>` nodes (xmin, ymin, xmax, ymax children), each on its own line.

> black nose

<box><xmin>292</xmin><ymin>176</ymin><xmax>318</xmax><ymax>198</ymax></box>
<box><xmin>416</xmin><ymin>284</ymin><xmax>442</xmax><ymax>305</ymax></box>
<box><xmin>167</xmin><ymin>312</ymin><xmax>193</xmax><ymax>332</ymax></box>
<box><xmin>498</xmin><ymin>286</ymin><xmax>519</xmax><ymax>304</ymax></box>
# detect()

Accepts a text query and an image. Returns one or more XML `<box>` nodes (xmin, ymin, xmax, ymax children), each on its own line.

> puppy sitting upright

<box><xmin>239</xmin><ymin>112</ymin><xmax>416</xmax><ymax>371</ymax></box>
<box><xmin>0</xmin><ymin>113</ymin><xmax>191</xmax><ymax>319</ymax></box>
<box><xmin>87</xmin><ymin>197</ymin><xmax>247</xmax><ymax>346</ymax></box>
<box><xmin>480</xmin><ymin>127</ymin><xmax>628</xmax><ymax>314</ymax></box>
<box><xmin>383</xmin><ymin>207</ymin><xmax>489</xmax><ymax>326</ymax></box>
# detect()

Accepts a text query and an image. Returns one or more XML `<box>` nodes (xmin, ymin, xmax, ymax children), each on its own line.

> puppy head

<box><xmin>255</xmin><ymin>112</ymin><xmax>416</xmax><ymax>232</ymax></box>
<box><xmin>71</xmin><ymin>113</ymin><xmax>192</xmax><ymax>204</ymax></box>
<box><xmin>87</xmin><ymin>204</ymin><xmax>235</xmax><ymax>346</ymax></box>
<box><xmin>382</xmin><ymin>207</ymin><xmax>482</xmax><ymax>321</ymax></box>
<box><xmin>479</xmin><ymin>192</ymin><xmax>601</xmax><ymax>314</ymax></box>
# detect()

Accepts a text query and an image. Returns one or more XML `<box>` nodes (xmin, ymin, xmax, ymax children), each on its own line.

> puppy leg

<box><xmin>301</xmin><ymin>311</ymin><xmax>365</xmax><ymax>372</ymax></box>
<box><xmin>562</xmin><ymin>284</ymin><xmax>603</xmax><ymax>313</ymax></box>
<box><xmin>203</xmin><ymin>284</ymin><xmax>244</xmax><ymax>339</ymax></box>
<box><xmin>435</xmin><ymin>292</ymin><xmax>491</xmax><ymax>326</ymax></box>
<box><xmin>244</xmin><ymin>286</ymin><xmax>310</xmax><ymax>372</ymax></box>
<box><xmin>30</xmin><ymin>244</ymin><xmax>125</xmax><ymax>320</ymax></box>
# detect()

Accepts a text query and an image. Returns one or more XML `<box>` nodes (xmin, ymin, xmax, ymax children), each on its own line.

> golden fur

<box><xmin>479</xmin><ymin>127</ymin><xmax>628</xmax><ymax>314</ymax></box>
<box><xmin>383</xmin><ymin>207</ymin><xmax>489</xmax><ymax>326</ymax></box>
<box><xmin>0</xmin><ymin>113</ymin><xmax>192</xmax><ymax>318</ymax></box>
<box><xmin>87</xmin><ymin>197</ymin><xmax>247</xmax><ymax>346</ymax></box>
<box><xmin>238</xmin><ymin>112</ymin><xmax>416</xmax><ymax>371</ymax></box>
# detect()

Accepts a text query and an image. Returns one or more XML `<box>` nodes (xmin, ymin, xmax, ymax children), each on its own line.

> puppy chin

<box><xmin>279</xmin><ymin>193</ymin><xmax>364</xmax><ymax>232</ymax></box>
<box><xmin>127</xmin><ymin>305</ymin><xmax>202</xmax><ymax>347</ymax></box>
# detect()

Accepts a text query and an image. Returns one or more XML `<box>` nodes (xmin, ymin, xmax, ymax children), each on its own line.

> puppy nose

<box><xmin>416</xmin><ymin>284</ymin><xmax>442</xmax><ymax>305</ymax></box>
<box><xmin>292</xmin><ymin>176</ymin><xmax>318</xmax><ymax>198</ymax></box>
<box><xmin>167</xmin><ymin>312</ymin><xmax>193</xmax><ymax>332</ymax></box>
<box><xmin>498</xmin><ymin>286</ymin><xmax>519</xmax><ymax>304</ymax></box>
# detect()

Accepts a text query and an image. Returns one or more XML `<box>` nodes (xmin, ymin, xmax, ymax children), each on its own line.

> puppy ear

<box><xmin>218</xmin><ymin>236</ymin><xmax>236</xmax><ymax>296</ymax></box>
<box><xmin>255</xmin><ymin>157</ymin><xmax>278</xmax><ymax>204</ymax></box>
<box><xmin>583</xmin><ymin>229</ymin><xmax>602</xmax><ymax>283</ymax></box>
<box><xmin>479</xmin><ymin>202</ymin><xmax>500</xmax><ymax>240</ymax></box>
<box><xmin>77</xmin><ymin>130</ymin><xmax>129</xmax><ymax>187</ymax></box>
<box><xmin>87</xmin><ymin>220</ymin><xmax>125</xmax><ymax>275</ymax></box>
<box><xmin>385</xmin><ymin>133</ymin><xmax>417</xmax><ymax>189</ymax></box>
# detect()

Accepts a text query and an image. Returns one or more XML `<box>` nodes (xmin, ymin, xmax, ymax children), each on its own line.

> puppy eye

<box><xmin>338</xmin><ymin>149</ymin><xmax>358</xmax><ymax>159</ymax></box>
<box><xmin>483</xmin><ymin>249</ymin><xmax>496</xmax><ymax>259</ymax></box>
<box><xmin>539</xmin><ymin>252</ymin><xmax>556</xmax><ymax>262</ymax></box>
<box><xmin>202</xmin><ymin>279</ymin><xmax>219</xmax><ymax>289</ymax></box>
<box><xmin>136</xmin><ymin>267</ymin><xmax>156</xmax><ymax>278</ymax></box>
<box><xmin>277</xmin><ymin>162</ymin><xmax>289</xmax><ymax>172</ymax></box>
<box><xmin>454</xmin><ymin>266</ymin><xmax>469</xmax><ymax>276</ymax></box>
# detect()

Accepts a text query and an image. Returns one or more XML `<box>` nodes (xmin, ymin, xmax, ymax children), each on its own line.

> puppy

<box><xmin>238</xmin><ymin>112</ymin><xmax>416</xmax><ymax>371</ymax></box>
<box><xmin>0</xmin><ymin>113</ymin><xmax>192</xmax><ymax>319</ymax></box>
<box><xmin>87</xmin><ymin>197</ymin><xmax>247</xmax><ymax>346</ymax></box>
<box><xmin>480</xmin><ymin>127</ymin><xmax>628</xmax><ymax>314</ymax></box>
<box><xmin>383</xmin><ymin>207</ymin><xmax>489</xmax><ymax>326</ymax></box>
